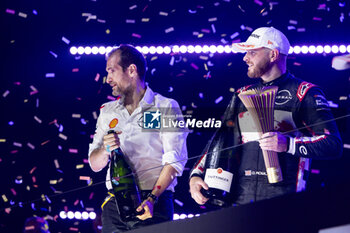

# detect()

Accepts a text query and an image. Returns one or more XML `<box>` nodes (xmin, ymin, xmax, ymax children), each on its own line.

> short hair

<box><xmin>106</xmin><ymin>44</ymin><xmax>147</xmax><ymax>82</ymax></box>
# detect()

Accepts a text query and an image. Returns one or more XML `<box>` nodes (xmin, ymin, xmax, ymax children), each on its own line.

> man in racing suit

<box><xmin>189</xmin><ymin>27</ymin><xmax>343</xmax><ymax>205</ymax></box>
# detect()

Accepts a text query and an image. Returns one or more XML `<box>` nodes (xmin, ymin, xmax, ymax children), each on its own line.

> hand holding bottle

<box><xmin>189</xmin><ymin>176</ymin><xmax>209</xmax><ymax>205</ymax></box>
<box><xmin>103</xmin><ymin>131</ymin><xmax>122</xmax><ymax>154</ymax></box>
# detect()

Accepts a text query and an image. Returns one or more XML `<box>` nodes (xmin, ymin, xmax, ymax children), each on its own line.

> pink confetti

<box><xmin>313</xmin><ymin>17</ymin><xmax>322</xmax><ymax>21</ymax></box>
<box><xmin>83</xmin><ymin>159</ymin><xmax>89</xmax><ymax>163</ymax></box>
<box><xmin>72</xmin><ymin>68</ymin><xmax>79</xmax><ymax>72</ymax></box>
<box><xmin>14</xmin><ymin>82</ymin><xmax>21</xmax><ymax>85</ymax></box>
<box><xmin>69</xmin><ymin>148</ymin><xmax>78</xmax><ymax>153</ymax></box>
<box><xmin>32</xmin><ymin>176</ymin><xmax>36</xmax><ymax>183</ymax></box>
<box><xmin>311</xmin><ymin>169</ymin><xmax>320</xmax><ymax>174</ymax></box>
<box><xmin>254</xmin><ymin>0</ymin><xmax>263</xmax><ymax>6</ymax></box>
<box><xmin>132</xmin><ymin>33</ymin><xmax>141</xmax><ymax>38</ymax></box>
<box><xmin>79</xmin><ymin>176</ymin><xmax>90</xmax><ymax>181</ymax></box>
<box><xmin>190</xmin><ymin>63</ymin><xmax>199</xmax><ymax>70</ymax></box>
<box><xmin>89</xmin><ymin>192</ymin><xmax>94</xmax><ymax>200</ymax></box>
<box><xmin>94</xmin><ymin>73</ymin><xmax>100</xmax><ymax>82</ymax></box>
<box><xmin>74</xmin><ymin>199</ymin><xmax>79</xmax><ymax>205</ymax></box>
<box><xmin>25</xmin><ymin>226</ymin><xmax>35</xmax><ymax>230</ymax></box>
<box><xmin>142</xmin><ymin>5</ymin><xmax>148</xmax><ymax>12</ymax></box>
<box><xmin>6</xmin><ymin>9</ymin><xmax>15</xmax><ymax>14</ymax></box>
<box><xmin>11</xmin><ymin>188</ymin><xmax>16</xmax><ymax>196</ymax></box>
<box><xmin>30</xmin><ymin>167</ymin><xmax>37</xmax><ymax>174</ymax></box>
<box><xmin>69</xmin><ymin>227</ymin><xmax>79</xmax><ymax>231</ymax></box>
<box><xmin>201</xmin><ymin>29</ymin><xmax>210</xmax><ymax>33</ymax></box>
<box><xmin>107</xmin><ymin>95</ymin><xmax>116</xmax><ymax>101</ymax></box>
<box><xmin>5</xmin><ymin>208</ymin><xmax>11</xmax><ymax>214</ymax></box>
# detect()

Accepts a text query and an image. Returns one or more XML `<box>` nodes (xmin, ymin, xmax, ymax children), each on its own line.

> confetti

<box><xmin>45</xmin><ymin>73</ymin><xmax>55</xmax><ymax>78</ymax></box>
<box><xmin>141</xmin><ymin>18</ymin><xmax>150</xmax><ymax>22</ymax></box>
<box><xmin>2</xmin><ymin>90</ymin><xmax>10</xmax><ymax>97</ymax></box>
<box><xmin>129</xmin><ymin>5</ymin><xmax>137</xmax><ymax>10</ymax></box>
<box><xmin>215</xmin><ymin>96</ymin><xmax>223</xmax><ymax>104</ymax></box>
<box><xmin>132</xmin><ymin>33</ymin><xmax>141</xmax><ymax>38</ymax></box>
<box><xmin>79</xmin><ymin>176</ymin><xmax>90</xmax><ymax>181</ymax></box>
<box><xmin>49</xmin><ymin>51</ymin><xmax>58</xmax><ymax>58</ymax></box>
<box><xmin>27</xmin><ymin>143</ymin><xmax>35</xmax><ymax>150</ymax></box>
<box><xmin>344</xmin><ymin>144</ymin><xmax>350</xmax><ymax>149</ymax></box>
<box><xmin>76</xmin><ymin>164</ymin><xmax>84</xmax><ymax>169</ymax></box>
<box><xmin>69</xmin><ymin>148</ymin><xmax>78</xmax><ymax>153</ymax></box>
<box><xmin>254</xmin><ymin>0</ymin><xmax>263</xmax><ymax>6</ymax></box>
<box><xmin>72</xmin><ymin>114</ymin><xmax>81</xmax><ymax>118</ymax></box>
<box><xmin>18</xmin><ymin>12</ymin><xmax>27</xmax><ymax>18</ymax></box>
<box><xmin>159</xmin><ymin>11</ymin><xmax>168</xmax><ymax>16</ymax></box>
<box><xmin>25</xmin><ymin>226</ymin><xmax>35</xmax><ymax>230</ymax></box>
<box><xmin>126</xmin><ymin>19</ymin><xmax>135</xmax><ymax>23</ymax></box>
<box><xmin>165</xmin><ymin>27</ymin><xmax>174</xmax><ymax>33</ymax></box>
<box><xmin>13</xmin><ymin>142</ymin><xmax>22</xmax><ymax>147</ymax></box>
<box><xmin>58</xmin><ymin>133</ymin><xmax>68</xmax><ymax>140</ymax></box>
<box><xmin>311</xmin><ymin>169</ymin><xmax>320</xmax><ymax>174</ymax></box>
<box><xmin>174</xmin><ymin>199</ymin><xmax>184</xmax><ymax>206</ymax></box>
<box><xmin>230</xmin><ymin>32</ymin><xmax>239</xmax><ymax>39</ymax></box>
<box><xmin>2</xmin><ymin>194</ymin><xmax>8</xmax><ymax>202</ymax></box>
<box><xmin>34</xmin><ymin>116</ymin><xmax>42</xmax><ymax>124</ymax></box>
<box><xmin>72</xmin><ymin>68</ymin><xmax>79</xmax><ymax>72</ymax></box>
<box><xmin>6</xmin><ymin>9</ymin><xmax>15</xmax><ymax>14</ymax></box>
<box><xmin>208</xmin><ymin>17</ymin><xmax>217</xmax><ymax>22</ymax></box>
<box><xmin>190</xmin><ymin>63</ymin><xmax>199</xmax><ymax>70</ymax></box>
<box><xmin>211</xmin><ymin>24</ymin><xmax>216</xmax><ymax>33</ymax></box>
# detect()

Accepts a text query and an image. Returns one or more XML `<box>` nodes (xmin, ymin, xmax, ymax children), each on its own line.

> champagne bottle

<box><xmin>200</xmin><ymin>94</ymin><xmax>239</xmax><ymax>207</ymax></box>
<box><xmin>108</xmin><ymin>130</ymin><xmax>144</xmax><ymax>221</ymax></box>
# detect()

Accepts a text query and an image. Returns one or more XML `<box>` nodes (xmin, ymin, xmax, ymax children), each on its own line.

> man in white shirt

<box><xmin>89</xmin><ymin>44</ymin><xmax>188</xmax><ymax>232</ymax></box>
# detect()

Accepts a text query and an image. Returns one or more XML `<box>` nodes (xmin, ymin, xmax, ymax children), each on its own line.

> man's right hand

<box><xmin>189</xmin><ymin>176</ymin><xmax>209</xmax><ymax>205</ymax></box>
<box><xmin>103</xmin><ymin>131</ymin><xmax>122</xmax><ymax>153</ymax></box>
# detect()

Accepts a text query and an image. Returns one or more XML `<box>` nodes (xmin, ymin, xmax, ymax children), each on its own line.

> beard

<box><xmin>247</xmin><ymin>56</ymin><xmax>272</xmax><ymax>78</ymax></box>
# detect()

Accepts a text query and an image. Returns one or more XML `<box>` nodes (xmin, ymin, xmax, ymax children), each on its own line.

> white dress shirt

<box><xmin>89</xmin><ymin>86</ymin><xmax>188</xmax><ymax>192</ymax></box>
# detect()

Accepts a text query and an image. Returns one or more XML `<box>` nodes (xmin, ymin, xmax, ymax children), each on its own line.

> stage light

<box><xmin>209</xmin><ymin>45</ymin><xmax>217</xmax><ymax>53</ymax></box>
<box><xmin>293</xmin><ymin>46</ymin><xmax>301</xmax><ymax>54</ymax></box>
<box><xmin>98</xmin><ymin>46</ymin><xmax>106</xmax><ymax>55</ymax></box>
<box><xmin>324</xmin><ymin>45</ymin><xmax>331</xmax><ymax>54</ymax></box>
<box><xmin>84</xmin><ymin>46</ymin><xmax>92</xmax><ymax>55</ymax></box>
<box><xmin>194</xmin><ymin>45</ymin><xmax>202</xmax><ymax>53</ymax></box>
<box><xmin>316</xmin><ymin>45</ymin><xmax>324</xmax><ymax>54</ymax></box>
<box><xmin>91</xmin><ymin>46</ymin><xmax>99</xmax><ymax>55</ymax></box>
<box><xmin>308</xmin><ymin>45</ymin><xmax>316</xmax><ymax>54</ymax></box>
<box><xmin>173</xmin><ymin>214</ymin><xmax>180</xmax><ymax>220</ymax></box>
<box><xmin>135</xmin><ymin>46</ymin><xmax>142</xmax><ymax>52</ymax></box>
<box><xmin>141</xmin><ymin>46</ymin><xmax>149</xmax><ymax>54</ymax></box>
<box><xmin>331</xmin><ymin>45</ymin><xmax>339</xmax><ymax>53</ymax></box>
<box><xmin>156</xmin><ymin>46</ymin><xmax>164</xmax><ymax>54</ymax></box>
<box><xmin>187</xmin><ymin>214</ymin><xmax>194</xmax><ymax>218</ymax></box>
<box><xmin>301</xmin><ymin>46</ymin><xmax>308</xmax><ymax>54</ymax></box>
<box><xmin>347</xmin><ymin>45</ymin><xmax>350</xmax><ymax>53</ymax></box>
<box><xmin>179</xmin><ymin>214</ymin><xmax>187</xmax><ymax>219</ymax></box>
<box><xmin>217</xmin><ymin>45</ymin><xmax>224</xmax><ymax>53</ymax></box>
<box><xmin>89</xmin><ymin>212</ymin><xmax>96</xmax><ymax>220</ymax></box>
<box><xmin>82</xmin><ymin>211</ymin><xmax>89</xmax><ymax>220</ymax></box>
<box><xmin>67</xmin><ymin>211</ymin><xmax>74</xmax><ymax>219</ymax></box>
<box><xmin>187</xmin><ymin>45</ymin><xmax>195</xmax><ymax>53</ymax></box>
<box><xmin>224</xmin><ymin>45</ymin><xmax>232</xmax><ymax>53</ymax></box>
<box><xmin>149</xmin><ymin>46</ymin><xmax>157</xmax><ymax>54</ymax></box>
<box><xmin>179</xmin><ymin>45</ymin><xmax>187</xmax><ymax>53</ymax></box>
<box><xmin>106</xmin><ymin>46</ymin><xmax>113</xmax><ymax>54</ymax></box>
<box><xmin>288</xmin><ymin>47</ymin><xmax>293</xmax><ymax>54</ymax></box>
<box><xmin>339</xmin><ymin>45</ymin><xmax>347</xmax><ymax>53</ymax></box>
<box><xmin>77</xmin><ymin>46</ymin><xmax>84</xmax><ymax>55</ymax></box>
<box><xmin>74</xmin><ymin>211</ymin><xmax>82</xmax><ymax>220</ymax></box>
<box><xmin>59</xmin><ymin>211</ymin><xmax>67</xmax><ymax>219</ymax></box>
<box><xmin>70</xmin><ymin>46</ymin><xmax>77</xmax><ymax>55</ymax></box>
<box><xmin>172</xmin><ymin>45</ymin><xmax>180</xmax><ymax>53</ymax></box>
<box><xmin>163</xmin><ymin>46</ymin><xmax>171</xmax><ymax>54</ymax></box>
<box><xmin>202</xmin><ymin>45</ymin><xmax>210</xmax><ymax>53</ymax></box>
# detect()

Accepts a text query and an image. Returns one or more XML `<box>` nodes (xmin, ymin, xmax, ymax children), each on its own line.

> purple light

<box><xmin>8</xmin><ymin>121</ymin><xmax>14</xmax><ymax>126</ymax></box>
<box><xmin>172</xmin><ymin>45</ymin><xmax>180</xmax><ymax>53</ymax></box>
<box><xmin>141</xmin><ymin>46</ymin><xmax>149</xmax><ymax>54</ymax></box>
<box><xmin>209</xmin><ymin>45</ymin><xmax>217</xmax><ymax>53</ymax></box>
<box><xmin>77</xmin><ymin>46</ymin><xmax>84</xmax><ymax>55</ymax></box>
<box><xmin>316</xmin><ymin>45</ymin><xmax>324</xmax><ymax>54</ymax></box>
<box><xmin>33</xmin><ymin>10</ymin><xmax>38</xmax><ymax>15</ymax></box>
<box><xmin>194</xmin><ymin>45</ymin><xmax>202</xmax><ymax>53</ymax></box>
<box><xmin>308</xmin><ymin>45</ymin><xmax>316</xmax><ymax>54</ymax></box>
<box><xmin>91</xmin><ymin>46</ymin><xmax>98</xmax><ymax>55</ymax></box>
<box><xmin>293</xmin><ymin>46</ymin><xmax>301</xmax><ymax>54</ymax></box>
<box><xmin>98</xmin><ymin>46</ymin><xmax>106</xmax><ymax>55</ymax></box>
<box><xmin>324</xmin><ymin>45</ymin><xmax>331</xmax><ymax>53</ymax></box>
<box><xmin>84</xmin><ymin>46</ymin><xmax>92</xmax><ymax>55</ymax></box>
<box><xmin>339</xmin><ymin>45</ymin><xmax>347</xmax><ymax>53</ymax></box>
<box><xmin>70</xmin><ymin>47</ymin><xmax>77</xmax><ymax>55</ymax></box>
<box><xmin>301</xmin><ymin>46</ymin><xmax>308</xmax><ymax>54</ymax></box>
<box><xmin>163</xmin><ymin>46</ymin><xmax>171</xmax><ymax>54</ymax></box>
<box><xmin>149</xmin><ymin>46</ymin><xmax>156</xmax><ymax>54</ymax></box>
<box><xmin>331</xmin><ymin>45</ymin><xmax>339</xmax><ymax>53</ymax></box>
<box><xmin>179</xmin><ymin>45</ymin><xmax>187</xmax><ymax>53</ymax></box>
<box><xmin>156</xmin><ymin>46</ymin><xmax>164</xmax><ymax>54</ymax></box>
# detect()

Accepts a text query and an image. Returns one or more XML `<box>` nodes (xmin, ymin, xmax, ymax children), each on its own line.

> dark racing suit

<box><xmin>190</xmin><ymin>72</ymin><xmax>343</xmax><ymax>205</ymax></box>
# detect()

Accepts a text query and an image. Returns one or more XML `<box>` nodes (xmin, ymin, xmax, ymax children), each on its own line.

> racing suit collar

<box><xmin>260</xmin><ymin>72</ymin><xmax>289</xmax><ymax>87</ymax></box>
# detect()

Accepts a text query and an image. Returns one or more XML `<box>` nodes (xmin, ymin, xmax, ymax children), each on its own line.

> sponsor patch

<box><xmin>297</xmin><ymin>82</ymin><xmax>316</xmax><ymax>102</ymax></box>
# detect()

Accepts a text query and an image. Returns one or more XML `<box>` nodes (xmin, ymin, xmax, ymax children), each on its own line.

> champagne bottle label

<box><xmin>204</xmin><ymin>168</ymin><xmax>233</xmax><ymax>193</ymax></box>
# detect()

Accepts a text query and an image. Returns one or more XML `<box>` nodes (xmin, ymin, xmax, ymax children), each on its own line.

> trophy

<box><xmin>238</xmin><ymin>86</ymin><xmax>283</xmax><ymax>183</ymax></box>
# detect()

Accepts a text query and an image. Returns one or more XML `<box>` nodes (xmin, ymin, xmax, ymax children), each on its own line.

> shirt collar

<box><xmin>139</xmin><ymin>85</ymin><xmax>155</xmax><ymax>107</ymax></box>
<box><xmin>260</xmin><ymin>72</ymin><xmax>289</xmax><ymax>86</ymax></box>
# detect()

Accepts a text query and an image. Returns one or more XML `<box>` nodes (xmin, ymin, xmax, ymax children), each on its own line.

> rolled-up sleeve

<box><xmin>160</xmin><ymin>100</ymin><xmax>188</xmax><ymax>176</ymax></box>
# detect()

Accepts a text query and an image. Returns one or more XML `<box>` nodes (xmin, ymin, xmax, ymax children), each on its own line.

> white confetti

<box><xmin>72</xmin><ymin>114</ymin><xmax>81</xmax><ymax>118</ymax></box>
<box><xmin>126</xmin><ymin>19</ymin><xmax>135</xmax><ymax>23</ymax></box>
<box><xmin>34</xmin><ymin>116</ymin><xmax>42</xmax><ymax>124</ymax></box>
<box><xmin>54</xmin><ymin>159</ymin><xmax>60</xmax><ymax>169</ymax></box>
<box><xmin>129</xmin><ymin>5</ymin><xmax>137</xmax><ymax>10</ymax></box>
<box><xmin>2</xmin><ymin>90</ymin><xmax>10</xmax><ymax>98</ymax></box>
<box><xmin>18</xmin><ymin>12</ymin><xmax>27</xmax><ymax>18</ymax></box>
<box><xmin>92</xmin><ymin>111</ymin><xmax>97</xmax><ymax>120</ymax></box>
<box><xmin>59</xmin><ymin>133</ymin><xmax>68</xmax><ymax>140</ymax></box>
<box><xmin>165</xmin><ymin>27</ymin><xmax>174</xmax><ymax>33</ymax></box>
<box><xmin>208</xmin><ymin>17</ymin><xmax>217</xmax><ymax>22</ymax></box>
<box><xmin>344</xmin><ymin>144</ymin><xmax>350</xmax><ymax>149</ymax></box>
<box><xmin>159</xmin><ymin>11</ymin><xmax>168</xmax><ymax>16</ymax></box>
<box><xmin>13</xmin><ymin>142</ymin><xmax>22</xmax><ymax>147</ymax></box>
<box><xmin>30</xmin><ymin>85</ymin><xmax>38</xmax><ymax>92</ymax></box>
<box><xmin>27</xmin><ymin>143</ymin><xmax>35</xmax><ymax>150</ymax></box>
<box><xmin>289</xmin><ymin>20</ymin><xmax>298</xmax><ymax>25</ymax></box>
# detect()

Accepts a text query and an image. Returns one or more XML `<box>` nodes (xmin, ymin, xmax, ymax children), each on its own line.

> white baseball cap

<box><xmin>232</xmin><ymin>27</ymin><xmax>290</xmax><ymax>55</ymax></box>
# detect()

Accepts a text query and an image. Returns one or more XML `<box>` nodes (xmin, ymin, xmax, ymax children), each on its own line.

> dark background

<box><xmin>1</xmin><ymin>0</ymin><xmax>350</xmax><ymax>232</ymax></box>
